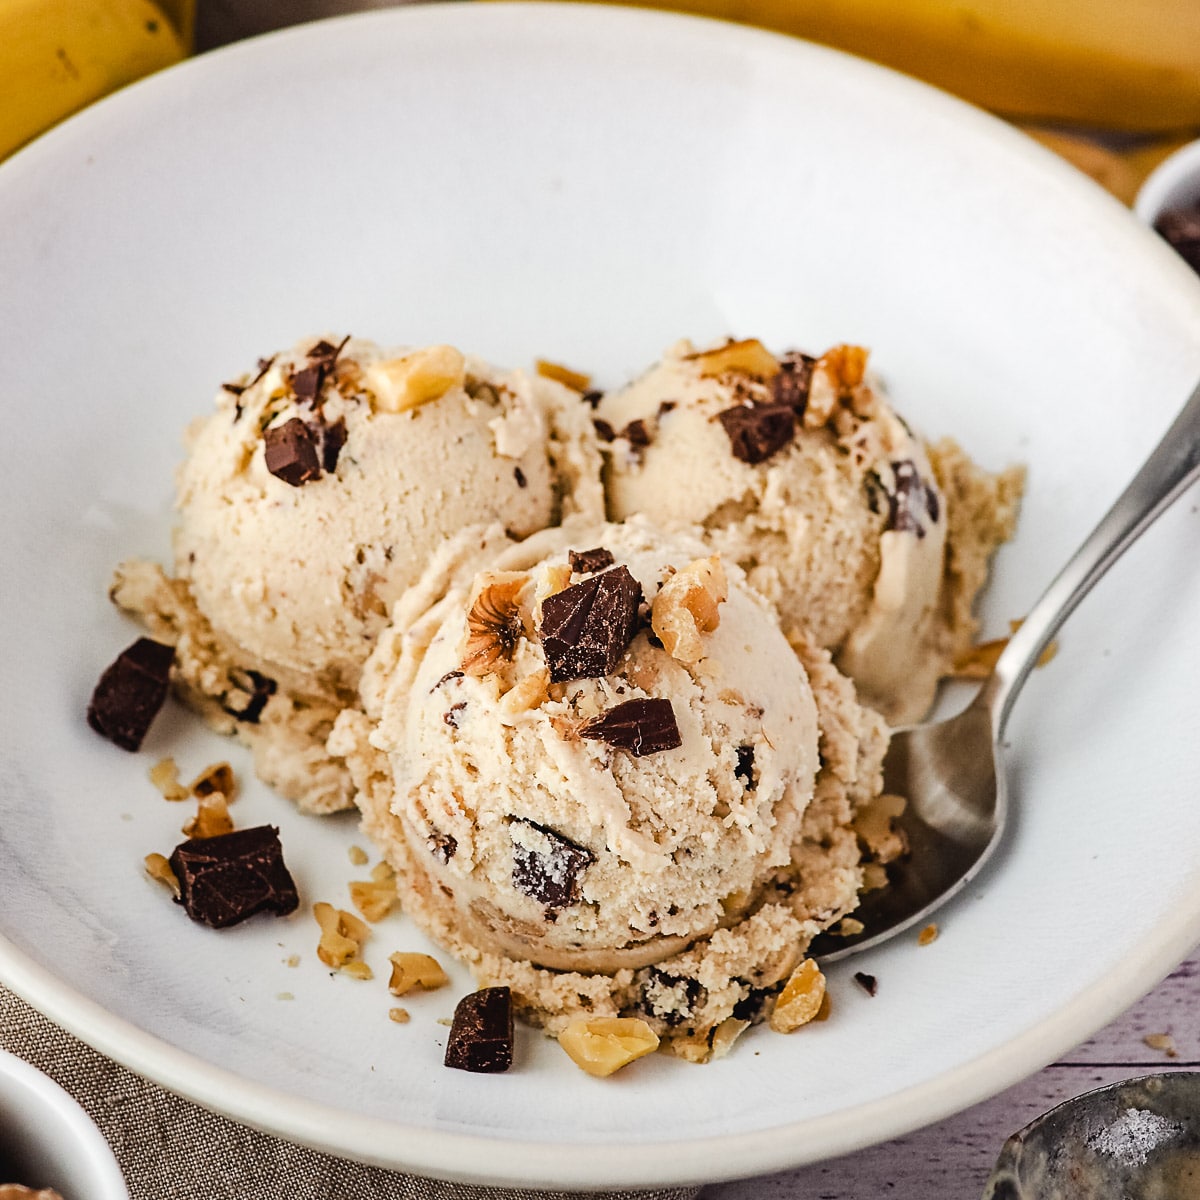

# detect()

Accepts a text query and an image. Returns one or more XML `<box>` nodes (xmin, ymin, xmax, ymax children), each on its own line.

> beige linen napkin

<box><xmin>0</xmin><ymin>987</ymin><xmax>698</xmax><ymax>1200</ymax></box>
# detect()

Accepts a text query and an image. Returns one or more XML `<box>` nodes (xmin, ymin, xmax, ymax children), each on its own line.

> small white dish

<box><xmin>1134</xmin><ymin>137</ymin><xmax>1200</xmax><ymax>224</ymax></box>
<box><xmin>0</xmin><ymin>1050</ymin><xmax>128</xmax><ymax>1200</ymax></box>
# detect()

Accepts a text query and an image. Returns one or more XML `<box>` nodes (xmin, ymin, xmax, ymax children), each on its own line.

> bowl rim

<box><xmin>1134</xmin><ymin>137</ymin><xmax>1200</xmax><ymax>223</ymax></box>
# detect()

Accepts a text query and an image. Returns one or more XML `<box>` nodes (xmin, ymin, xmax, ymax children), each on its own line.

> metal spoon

<box><xmin>817</xmin><ymin>378</ymin><xmax>1200</xmax><ymax>962</ymax></box>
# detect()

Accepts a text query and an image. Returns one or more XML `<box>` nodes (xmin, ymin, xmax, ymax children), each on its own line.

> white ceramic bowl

<box><xmin>0</xmin><ymin>1050</ymin><xmax>128</xmax><ymax>1200</ymax></box>
<box><xmin>1134</xmin><ymin>137</ymin><xmax>1200</xmax><ymax>224</ymax></box>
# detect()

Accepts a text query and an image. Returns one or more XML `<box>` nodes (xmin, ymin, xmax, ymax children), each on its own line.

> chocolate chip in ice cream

<box><xmin>220</xmin><ymin>667</ymin><xmax>276</xmax><ymax>724</ymax></box>
<box><xmin>320</xmin><ymin>417</ymin><xmax>347</xmax><ymax>473</ymax></box>
<box><xmin>168</xmin><ymin>825</ymin><xmax>299</xmax><ymax>929</ymax></box>
<box><xmin>428</xmin><ymin>829</ymin><xmax>458</xmax><ymax>863</ymax></box>
<box><xmin>717</xmin><ymin>401</ymin><xmax>795</xmax><ymax>465</ymax></box>
<box><xmin>735</xmin><ymin>745</ymin><xmax>756</xmax><ymax>790</ymax></box>
<box><xmin>87</xmin><ymin>637</ymin><xmax>174</xmax><ymax>751</ymax></box>
<box><xmin>568</xmin><ymin>547</ymin><xmax>615</xmax><ymax>575</ymax></box>
<box><xmin>772</xmin><ymin>351</ymin><xmax>816</xmax><ymax>417</ymax></box>
<box><xmin>592</xmin><ymin>418</ymin><xmax>616</xmax><ymax>443</ymax></box>
<box><xmin>511</xmin><ymin>819</ymin><xmax>594</xmax><ymax>911</ymax></box>
<box><xmin>289</xmin><ymin>364</ymin><xmax>324</xmax><ymax>404</ymax></box>
<box><xmin>444</xmin><ymin>986</ymin><xmax>514</xmax><ymax>1073</ymax></box>
<box><xmin>539</xmin><ymin>566</ymin><xmax>642</xmax><ymax>682</ymax></box>
<box><xmin>264</xmin><ymin>417</ymin><xmax>322</xmax><ymax>486</ymax></box>
<box><xmin>637</xmin><ymin>968</ymin><xmax>704</xmax><ymax>1027</ymax></box>
<box><xmin>884</xmin><ymin>459</ymin><xmax>937</xmax><ymax>537</ymax></box>
<box><xmin>622</xmin><ymin>418</ymin><xmax>652</xmax><ymax>448</ymax></box>
<box><xmin>513</xmin><ymin>465</ymin><xmax>527</xmax><ymax>489</ymax></box>
<box><xmin>578</xmin><ymin>697</ymin><xmax>682</xmax><ymax>757</ymax></box>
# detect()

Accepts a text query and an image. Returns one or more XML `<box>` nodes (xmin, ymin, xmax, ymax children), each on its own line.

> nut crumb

<box><xmin>276</xmin><ymin>992</ymin><xmax>294</xmax><ymax>1001</ymax></box>
<box><xmin>349</xmin><ymin>863</ymin><xmax>399</xmax><ymax>923</ymax></box>
<box><xmin>285</xmin><ymin>954</ymin><xmax>300</xmax><ymax>968</ymax></box>
<box><xmin>340</xmin><ymin>960</ymin><xmax>374</xmax><ymax>981</ymax></box>
<box><xmin>366</xmin><ymin>344</ymin><xmax>465</xmax><ymax>413</ymax></box>
<box><xmin>687</xmin><ymin>338</ymin><xmax>780</xmax><ymax>381</ymax></box>
<box><xmin>348</xmin><ymin>845</ymin><xmax>369</xmax><ymax>866</ymax></box>
<box><xmin>148</xmin><ymin>757</ymin><xmax>189</xmax><ymax>801</ymax></box>
<box><xmin>769</xmin><ymin>960</ymin><xmax>826</xmax><ymax>1033</ymax></box>
<box><xmin>835</xmin><ymin>917</ymin><xmax>865</xmax><ymax>937</ymax></box>
<box><xmin>1144</xmin><ymin>1032</ymin><xmax>1179</xmax><ymax>1058</ymax></box>
<box><xmin>535</xmin><ymin>358</ymin><xmax>591</xmax><ymax>392</ymax></box>
<box><xmin>388</xmin><ymin>1007</ymin><xmax>411</xmax><ymax>1024</ymax></box>
<box><xmin>189</xmin><ymin>761</ymin><xmax>236</xmax><ymax>801</ymax></box>
<box><xmin>651</xmin><ymin>556</ymin><xmax>728</xmax><ymax>663</ymax></box>
<box><xmin>314</xmin><ymin>901</ymin><xmax>370</xmax><ymax>972</ymax></box>
<box><xmin>498</xmin><ymin>668</ymin><xmax>550</xmax><ymax>716</ymax></box>
<box><xmin>917</xmin><ymin>922</ymin><xmax>939</xmax><ymax>946</ymax></box>
<box><xmin>387</xmin><ymin>952</ymin><xmax>450</xmax><ymax>996</ymax></box>
<box><xmin>144</xmin><ymin>852</ymin><xmax>180</xmax><ymax>898</ymax></box>
<box><xmin>437</xmin><ymin>1017</ymin><xmax>454</xmax><ymax>1028</ymax></box>
<box><xmin>558</xmin><ymin>1016</ymin><xmax>660</xmax><ymax>1077</ymax></box>
<box><xmin>953</xmin><ymin>619</ymin><xmax>1058</xmax><ymax>680</ymax></box>
<box><xmin>182</xmin><ymin>793</ymin><xmax>234</xmax><ymax>840</ymax></box>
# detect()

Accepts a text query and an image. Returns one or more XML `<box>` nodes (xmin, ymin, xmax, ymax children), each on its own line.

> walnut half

<box><xmin>460</xmin><ymin>572</ymin><xmax>530</xmax><ymax>678</ymax></box>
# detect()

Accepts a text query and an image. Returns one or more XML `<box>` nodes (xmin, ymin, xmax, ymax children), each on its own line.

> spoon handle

<box><xmin>981</xmin><ymin>376</ymin><xmax>1200</xmax><ymax>736</ymax></box>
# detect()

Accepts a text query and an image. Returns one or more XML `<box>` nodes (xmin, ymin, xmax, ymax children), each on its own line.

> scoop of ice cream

<box><xmin>345</xmin><ymin>517</ymin><xmax>820</xmax><ymax>974</ymax></box>
<box><xmin>595</xmin><ymin>338</ymin><xmax>1011</xmax><ymax>725</ymax></box>
<box><xmin>173</xmin><ymin>335</ymin><xmax>602</xmax><ymax>702</ymax></box>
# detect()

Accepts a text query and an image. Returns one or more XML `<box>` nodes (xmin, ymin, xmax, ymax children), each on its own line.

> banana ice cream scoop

<box><xmin>594</xmin><ymin>339</ymin><xmax>1022</xmax><ymax>725</ymax></box>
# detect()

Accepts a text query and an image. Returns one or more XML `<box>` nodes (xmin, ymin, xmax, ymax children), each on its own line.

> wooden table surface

<box><xmin>701</xmin><ymin>950</ymin><xmax>1200</xmax><ymax>1198</ymax></box>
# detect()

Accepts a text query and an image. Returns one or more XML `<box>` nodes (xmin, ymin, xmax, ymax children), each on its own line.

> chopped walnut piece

<box><xmin>853</xmin><ymin>793</ymin><xmax>908</xmax><ymax>865</ymax></box>
<box><xmin>499</xmin><ymin>668</ymin><xmax>550</xmax><ymax>717</ymax></box>
<box><xmin>341</xmin><ymin>960</ymin><xmax>374</xmax><ymax>981</ymax></box>
<box><xmin>348</xmin><ymin>845</ymin><xmax>369</xmax><ymax>866</ymax></box>
<box><xmin>861</xmin><ymin>862</ymin><xmax>889</xmax><ymax>892</ymax></box>
<box><xmin>314</xmin><ymin>901</ymin><xmax>370</xmax><ymax>971</ymax></box>
<box><xmin>388</xmin><ymin>1007</ymin><xmax>411</xmax><ymax>1024</ymax></box>
<box><xmin>917</xmin><ymin>922</ymin><xmax>939</xmax><ymax>946</ymax></box>
<box><xmin>349</xmin><ymin>863</ymin><xmax>399</xmax><ymax>923</ymax></box>
<box><xmin>144</xmin><ymin>852</ymin><xmax>181</xmax><ymax>898</ymax></box>
<box><xmin>805</xmin><ymin>344</ymin><xmax>869</xmax><ymax>427</ymax></box>
<box><xmin>709</xmin><ymin>1017</ymin><xmax>751</xmax><ymax>1061</ymax></box>
<box><xmin>769</xmin><ymin>960</ymin><xmax>826</xmax><ymax>1033</ymax></box>
<box><xmin>182</xmin><ymin>794</ymin><xmax>234</xmax><ymax>840</ymax></box>
<box><xmin>558</xmin><ymin>1017</ymin><xmax>660</xmax><ymax>1077</ymax></box>
<box><xmin>460</xmin><ymin>571</ymin><xmax>530</xmax><ymax>678</ymax></box>
<box><xmin>387</xmin><ymin>952</ymin><xmax>450</xmax><ymax>996</ymax></box>
<box><xmin>534</xmin><ymin>562</ymin><xmax>573</xmax><ymax>623</ymax></box>
<box><xmin>366</xmin><ymin>344</ymin><xmax>466</xmax><ymax>413</ymax></box>
<box><xmin>535</xmin><ymin>358</ymin><xmax>591</xmax><ymax>392</ymax></box>
<box><xmin>953</xmin><ymin>618</ymin><xmax>1059</xmax><ymax>680</ymax></box>
<box><xmin>835</xmin><ymin>917</ymin><xmax>865</xmax><ymax>937</ymax></box>
<box><xmin>149</xmin><ymin>757</ymin><xmax>189</xmax><ymax>800</ymax></box>
<box><xmin>1144</xmin><ymin>1032</ymin><xmax>1179</xmax><ymax>1058</ymax></box>
<box><xmin>190</xmin><ymin>761</ymin><xmax>236</xmax><ymax>801</ymax></box>
<box><xmin>651</xmin><ymin>555</ymin><xmax>728</xmax><ymax>663</ymax></box>
<box><xmin>687</xmin><ymin>338</ymin><xmax>780</xmax><ymax>381</ymax></box>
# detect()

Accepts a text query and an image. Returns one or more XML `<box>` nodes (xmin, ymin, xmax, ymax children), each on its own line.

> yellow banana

<box><xmin>555</xmin><ymin>0</ymin><xmax>1200</xmax><ymax>133</ymax></box>
<box><xmin>0</xmin><ymin>0</ymin><xmax>185</xmax><ymax>161</ymax></box>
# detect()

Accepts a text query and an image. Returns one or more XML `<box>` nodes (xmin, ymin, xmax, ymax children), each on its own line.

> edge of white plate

<box><xmin>5</xmin><ymin>1</ymin><xmax>1200</xmax><ymax>1188</ymax></box>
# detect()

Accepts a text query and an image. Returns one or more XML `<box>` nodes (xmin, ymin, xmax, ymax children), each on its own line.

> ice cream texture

<box><xmin>595</xmin><ymin>338</ymin><xmax>1023</xmax><ymax>725</ymax></box>
<box><xmin>112</xmin><ymin>335</ymin><xmax>603</xmax><ymax>812</ymax></box>
<box><xmin>330</xmin><ymin>517</ymin><xmax>891</xmax><ymax>1058</ymax></box>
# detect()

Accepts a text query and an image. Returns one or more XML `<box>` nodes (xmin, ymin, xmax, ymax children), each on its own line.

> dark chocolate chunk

<box><xmin>289</xmin><ymin>363</ymin><xmax>324</xmax><ymax>404</ymax></box>
<box><xmin>884</xmin><ymin>459</ymin><xmax>936</xmax><ymax>537</ymax></box>
<box><xmin>853</xmin><ymin>971</ymin><xmax>878</xmax><ymax>997</ymax></box>
<box><xmin>444</xmin><ymin>987</ymin><xmax>513</xmax><ymax>1073</ymax></box>
<box><xmin>510</xmin><ymin>819</ymin><xmax>594</xmax><ymax>911</ymax></box>
<box><xmin>732</xmin><ymin>981</ymin><xmax>782</xmax><ymax>1024</ymax></box>
<box><xmin>263</xmin><ymin>417</ymin><xmax>321</xmax><ymax>487</ymax></box>
<box><xmin>513</xmin><ymin>465</ymin><xmax>527</xmax><ymax>489</ymax></box>
<box><xmin>430</xmin><ymin>669</ymin><xmax>464</xmax><ymax>694</ymax></box>
<box><xmin>568</xmin><ymin>547</ymin><xmax>615</xmax><ymax>575</ymax></box>
<box><xmin>579</xmin><ymin>697</ymin><xmax>681</xmax><ymax>757</ymax></box>
<box><xmin>636</xmin><ymin>968</ymin><xmax>704</xmax><ymax>1027</ymax></box>
<box><xmin>621</xmin><ymin>418</ymin><xmax>651</xmax><ymax>448</ymax></box>
<box><xmin>307</xmin><ymin>335</ymin><xmax>349</xmax><ymax>365</ymax></box>
<box><xmin>772</xmin><ymin>351</ymin><xmax>816</xmax><ymax>417</ymax></box>
<box><xmin>592</xmin><ymin>418</ymin><xmax>616</xmax><ymax>442</ymax></box>
<box><xmin>168</xmin><ymin>825</ymin><xmax>299</xmax><ymax>929</ymax></box>
<box><xmin>539</xmin><ymin>566</ymin><xmax>642</xmax><ymax>683</ymax></box>
<box><xmin>87</xmin><ymin>637</ymin><xmax>174</xmax><ymax>751</ymax></box>
<box><xmin>220</xmin><ymin>668</ymin><xmax>276</xmax><ymax>724</ymax></box>
<box><xmin>444</xmin><ymin>702</ymin><xmax>466</xmax><ymax>728</ymax></box>
<box><xmin>428</xmin><ymin>829</ymin><xmax>458</xmax><ymax>863</ymax></box>
<box><xmin>717</xmin><ymin>402</ymin><xmax>795</xmax><ymax>464</ymax></box>
<box><xmin>582</xmin><ymin>389</ymin><xmax>604</xmax><ymax>409</ymax></box>
<box><xmin>1155</xmin><ymin>206</ymin><xmax>1200</xmax><ymax>275</ymax></box>
<box><xmin>320</xmin><ymin>417</ymin><xmax>347</xmax><ymax>473</ymax></box>
<box><xmin>657</xmin><ymin>400</ymin><xmax>677</xmax><ymax>419</ymax></box>
<box><xmin>735</xmin><ymin>744</ymin><xmax>756</xmax><ymax>790</ymax></box>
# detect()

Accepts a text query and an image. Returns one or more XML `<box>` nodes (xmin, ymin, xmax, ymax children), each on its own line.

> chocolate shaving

<box><xmin>510</xmin><ymin>819</ymin><xmax>594</xmax><ymax>911</ymax></box>
<box><xmin>582</xmin><ymin>389</ymin><xmax>604</xmax><ymax>409</ymax></box>
<box><xmin>444</xmin><ymin>702</ymin><xmax>466</xmax><ymax>728</ymax></box>
<box><xmin>853</xmin><ymin>971</ymin><xmax>878</xmax><ymax>997</ymax></box>
<box><xmin>87</xmin><ymin>638</ymin><xmax>174</xmax><ymax>752</ymax></box>
<box><xmin>539</xmin><ymin>566</ymin><xmax>642</xmax><ymax>683</ymax></box>
<box><xmin>428</xmin><ymin>830</ymin><xmax>458</xmax><ymax>863</ymax></box>
<box><xmin>717</xmin><ymin>402</ymin><xmax>795</xmax><ymax>465</ymax></box>
<box><xmin>320</xmin><ymin>418</ymin><xmax>347</xmax><ymax>473</ymax></box>
<box><xmin>592</xmin><ymin>418</ymin><xmax>616</xmax><ymax>442</ymax></box>
<box><xmin>622</xmin><ymin>418</ymin><xmax>651</xmax><ymax>448</ymax></box>
<box><xmin>263</xmin><ymin>418</ymin><xmax>321</xmax><ymax>487</ymax></box>
<box><xmin>884</xmin><ymin>459</ymin><xmax>937</xmax><ymax>537</ymax></box>
<box><xmin>735</xmin><ymin>745</ymin><xmax>756</xmax><ymax>790</ymax></box>
<box><xmin>513</xmin><ymin>466</ymin><xmax>527</xmax><ymax>489</ymax></box>
<box><xmin>772</xmin><ymin>351</ymin><xmax>816</xmax><ymax>417</ymax></box>
<box><xmin>445</xmin><ymin>987</ymin><xmax>513</xmax><ymax>1073</ymax></box>
<box><xmin>168</xmin><ymin>825</ymin><xmax>299</xmax><ymax>929</ymax></box>
<box><xmin>579</xmin><ymin>697</ymin><xmax>681</xmax><ymax>757</ymax></box>
<box><xmin>220</xmin><ymin>668</ymin><xmax>276</xmax><ymax>724</ymax></box>
<box><xmin>430</xmin><ymin>670</ymin><xmax>464</xmax><ymax>694</ymax></box>
<box><xmin>568</xmin><ymin>547</ymin><xmax>615</xmax><ymax>575</ymax></box>
<box><xmin>307</xmin><ymin>335</ymin><xmax>349</xmax><ymax>365</ymax></box>
<box><xmin>657</xmin><ymin>400</ymin><xmax>677</xmax><ymax>419</ymax></box>
<box><xmin>221</xmin><ymin>381</ymin><xmax>246</xmax><ymax>397</ymax></box>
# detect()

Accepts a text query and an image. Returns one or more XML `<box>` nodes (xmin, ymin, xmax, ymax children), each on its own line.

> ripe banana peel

<box><xmin>572</xmin><ymin>0</ymin><xmax>1200</xmax><ymax>133</ymax></box>
<box><xmin>0</xmin><ymin>0</ymin><xmax>186</xmax><ymax>161</ymax></box>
